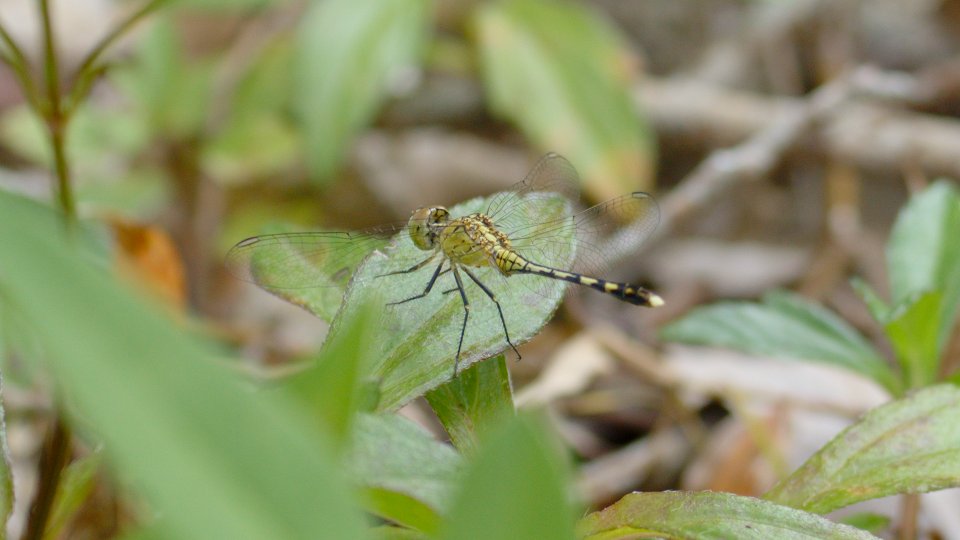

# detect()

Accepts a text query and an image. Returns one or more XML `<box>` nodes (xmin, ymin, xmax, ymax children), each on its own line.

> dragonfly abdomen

<box><xmin>516</xmin><ymin>261</ymin><xmax>663</xmax><ymax>307</ymax></box>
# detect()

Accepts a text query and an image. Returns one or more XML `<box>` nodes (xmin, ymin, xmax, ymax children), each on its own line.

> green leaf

<box><xmin>325</xmin><ymin>193</ymin><xmax>572</xmax><ymax>411</ymax></box>
<box><xmin>440</xmin><ymin>414</ymin><xmax>576</xmax><ymax>540</ymax></box>
<box><xmin>475</xmin><ymin>0</ymin><xmax>655</xmax><ymax>201</ymax></box>
<box><xmin>350</xmin><ymin>414</ymin><xmax>462</xmax><ymax>533</ymax></box>
<box><xmin>661</xmin><ymin>290</ymin><xmax>900</xmax><ymax>395</ymax></box>
<box><xmin>850</xmin><ymin>277</ymin><xmax>890</xmax><ymax>324</ymax></box>
<box><xmin>294</xmin><ymin>0</ymin><xmax>430</xmax><ymax>180</ymax></box>
<box><xmin>839</xmin><ymin>513</ymin><xmax>890</xmax><ymax>535</ymax></box>
<box><xmin>883</xmin><ymin>291</ymin><xmax>942</xmax><ymax>388</ymax></box>
<box><xmin>0</xmin><ymin>191</ymin><xmax>367</xmax><ymax>539</ymax></box>
<box><xmin>887</xmin><ymin>181</ymin><xmax>960</xmax><ymax>357</ymax></box>
<box><xmin>576</xmin><ymin>491</ymin><xmax>877</xmax><ymax>540</ymax></box>
<box><xmin>765</xmin><ymin>384</ymin><xmax>960</xmax><ymax>514</ymax></box>
<box><xmin>282</xmin><ymin>298</ymin><xmax>382</xmax><ymax>448</ymax></box>
<box><xmin>425</xmin><ymin>355</ymin><xmax>514</xmax><ymax>453</ymax></box>
<box><xmin>43</xmin><ymin>451</ymin><xmax>103</xmax><ymax>540</ymax></box>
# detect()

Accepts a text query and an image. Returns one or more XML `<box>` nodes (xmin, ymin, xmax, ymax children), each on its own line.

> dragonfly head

<box><xmin>408</xmin><ymin>206</ymin><xmax>450</xmax><ymax>250</ymax></box>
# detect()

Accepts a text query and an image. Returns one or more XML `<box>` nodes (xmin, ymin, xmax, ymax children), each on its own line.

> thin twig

<box><xmin>655</xmin><ymin>73</ymin><xmax>852</xmax><ymax>241</ymax></box>
<box><xmin>69</xmin><ymin>0</ymin><xmax>169</xmax><ymax>88</ymax></box>
<box><xmin>0</xmin><ymin>20</ymin><xmax>43</xmax><ymax>111</ymax></box>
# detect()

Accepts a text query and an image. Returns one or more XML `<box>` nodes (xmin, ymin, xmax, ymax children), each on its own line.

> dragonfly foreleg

<box><xmin>378</xmin><ymin>253</ymin><xmax>438</xmax><ymax>278</ymax></box>
<box><xmin>387</xmin><ymin>261</ymin><xmax>445</xmax><ymax>306</ymax></box>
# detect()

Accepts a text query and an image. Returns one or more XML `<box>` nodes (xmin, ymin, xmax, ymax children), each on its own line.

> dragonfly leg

<box><xmin>462</xmin><ymin>267</ymin><xmax>521</xmax><ymax>362</ymax></box>
<box><xmin>378</xmin><ymin>252</ymin><xmax>437</xmax><ymax>278</ymax></box>
<box><xmin>451</xmin><ymin>266</ymin><xmax>470</xmax><ymax>377</ymax></box>
<box><xmin>387</xmin><ymin>262</ymin><xmax>445</xmax><ymax>306</ymax></box>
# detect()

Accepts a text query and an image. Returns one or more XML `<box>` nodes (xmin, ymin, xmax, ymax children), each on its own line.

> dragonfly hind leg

<box><xmin>461</xmin><ymin>267</ymin><xmax>521</xmax><ymax>363</ymax></box>
<box><xmin>451</xmin><ymin>267</ymin><xmax>471</xmax><ymax>377</ymax></box>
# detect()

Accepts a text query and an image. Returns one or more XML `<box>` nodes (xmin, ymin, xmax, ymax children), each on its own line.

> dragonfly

<box><xmin>226</xmin><ymin>153</ymin><xmax>663</xmax><ymax>376</ymax></box>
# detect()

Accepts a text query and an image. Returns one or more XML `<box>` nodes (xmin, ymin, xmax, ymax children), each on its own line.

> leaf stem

<box><xmin>38</xmin><ymin>0</ymin><xmax>77</xmax><ymax>228</ymax></box>
<box><xmin>0</xmin><ymin>20</ymin><xmax>44</xmax><ymax>111</ymax></box>
<box><xmin>66</xmin><ymin>0</ymin><xmax>169</xmax><ymax>112</ymax></box>
<box><xmin>20</xmin><ymin>417</ymin><xmax>72</xmax><ymax>540</ymax></box>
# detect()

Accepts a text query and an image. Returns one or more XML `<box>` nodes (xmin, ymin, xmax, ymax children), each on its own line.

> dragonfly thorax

<box><xmin>408</xmin><ymin>206</ymin><xmax>450</xmax><ymax>250</ymax></box>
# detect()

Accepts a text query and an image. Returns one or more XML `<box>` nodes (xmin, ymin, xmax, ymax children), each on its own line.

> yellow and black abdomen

<box><xmin>511</xmin><ymin>258</ymin><xmax>663</xmax><ymax>307</ymax></box>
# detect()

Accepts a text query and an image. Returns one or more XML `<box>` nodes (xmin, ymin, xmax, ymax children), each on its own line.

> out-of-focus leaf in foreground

<box><xmin>577</xmin><ymin>491</ymin><xmax>878</xmax><ymax>540</ymax></box>
<box><xmin>661</xmin><ymin>290</ymin><xmax>900</xmax><ymax>395</ymax></box>
<box><xmin>886</xmin><ymin>181</ymin><xmax>960</xmax><ymax>371</ymax></box>
<box><xmin>0</xmin><ymin>378</ymin><xmax>10</xmax><ymax>534</ymax></box>
<box><xmin>440</xmin><ymin>414</ymin><xmax>576</xmax><ymax>540</ymax></box>
<box><xmin>765</xmin><ymin>384</ymin><xmax>960</xmax><ymax>514</ymax></box>
<box><xmin>0</xmin><ymin>191</ymin><xmax>366</xmax><ymax>539</ymax></box>
<box><xmin>475</xmin><ymin>0</ymin><xmax>655</xmax><ymax>201</ymax></box>
<box><xmin>351</xmin><ymin>414</ymin><xmax>462</xmax><ymax>534</ymax></box>
<box><xmin>425</xmin><ymin>355</ymin><xmax>514</xmax><ymax>453</ymax></box>
<box><xmin>294</xmin><ymin>0</ymin><xmax>430</xmax><ymax>180</ymax></box>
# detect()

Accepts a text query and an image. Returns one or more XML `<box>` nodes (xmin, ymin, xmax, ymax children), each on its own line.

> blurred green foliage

<box><xmin>1</xmin><ymin>0</ymin><xmax>655</xmax><ymax>223</ymax></box>
<box><xmin>663</xmin><ymin>181</ymin><xmax>960</xmax><ymax>395</ymax></box>
<box><xmin>1</xmin><ymin>1</ymin><xmax>958</xmax><ymax>538</ymax></box>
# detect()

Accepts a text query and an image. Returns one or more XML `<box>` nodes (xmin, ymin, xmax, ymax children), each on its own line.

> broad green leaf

<box><xmin>44</xmin><ymin>451</ymin><xmax>103</xmax><ymax>540</ymax></box>
<box><xmin>425</xmin><ymin>354</ymin><xmax>514</xmax><ymax>453</ymax></box>
<box><xmin>576</xmin><ymin>491</ymin><xmax>877</xmax><ymax>540</ymax></box>
<box><xmin>350</xmin><ymin>414</ymin><xmax>462</xmax><ymax>533</ymax></box>
<box><xmin>883</xmin><ymin>292</ymin><xmax>942</xmax><ymax>388</ymax></box>
<box><xmin>294</xmin><ymin>0</ymin><xmax>430</xmax><ymax>180</ymax></box>
<box><xmin>440</xmin><ymin>414</ymin><xmax>576</xmax><ymax>540</ymax></box>
<box><xmin>887</xmin><ymin>181</ymin><xmax>960</xmax><ymax>356</ymax></box>
<box><xmin>765</xmin><ymin>384</ymin><xmax>960</xmax><ymax>514</ymax></box>
<box><xmin>0</xmin><ymin>191</ymin><xmax>367</xmax><ymax>539</ymax></box>
<box><xmin>475</xmin><ymin>0</ymin><xmax>655</xmax><ymax>201</ymax></box>
<box><xmin>282</xmin><ymin>298</ymin><xmax>381</xmax><ymax>447</ymax></box>
<box><xmin>839</xmin><ymin>513</ymin><xmax>890</xmax><ymax>535</ymax></box>
<box><xmin>325</xmin><ymin>194</ymin><xmax>572</xmax><ymax>411</ymax></box>
<box><xmin>661</xmin><ymin>290</ymin><xmax>900</xmax><ymax>395</ymax></box>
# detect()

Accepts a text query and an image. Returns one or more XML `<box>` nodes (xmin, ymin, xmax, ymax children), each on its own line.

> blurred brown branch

<box><xmin>643</xmin><ymin>67</ymin><xmax>960</xmax><ymax>240</ymax></box>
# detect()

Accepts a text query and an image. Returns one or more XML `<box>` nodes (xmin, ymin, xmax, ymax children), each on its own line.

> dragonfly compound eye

<box><xmin>408</xmin><ymin>206</ymin><xmax>449</xmax><ymax>250</ymax></box>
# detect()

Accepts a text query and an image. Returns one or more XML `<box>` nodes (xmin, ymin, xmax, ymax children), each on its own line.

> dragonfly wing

<box><xmin>505</xmin><ymin>192</ymin><xmax>659</xmax><ymax>286</ymax></box>
<box><xmin>569</xmin><ymin>192</ymin><xmax>660</xmax><ymax>277</ymax></box>
<box><xmin>225</xmin><ymin>231</ymin><xmax>391</xmax><ymax>291</ymax></box>
<box><xmin>485</xmin><ymin>153</ymin><xmax>581</xmax><ymax>233</ymax></box>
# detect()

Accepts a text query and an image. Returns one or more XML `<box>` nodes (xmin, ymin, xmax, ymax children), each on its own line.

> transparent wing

<box><xmin>484</xmin><ymin>153</ymin><xmax>581</xmax><ymax>233</ymax></box>
<box><xmin>225</xmin><ymin>222</ymin><xmax>414</xmax><ymax>291</ymax></box>
<box><xmin>504</xmin><ymin>192</ymin><xmax>660</xmax><ymax>298</ymax></box>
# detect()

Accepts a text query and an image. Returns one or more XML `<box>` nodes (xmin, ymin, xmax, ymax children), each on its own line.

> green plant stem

<box><xmin>0</xmin><ymin>20</ymin><xmax>44</xmax><ymax>111</ymax></box>
<box><xmin>21</xmin><ymin>417</ymin><xmax>72</xmax><ymax>540</ymax></box>
<box><xmin>66</xmin><ymin>0</ymin><xmax>169</xmax><ymax>111</ymax></box>
<box><xmin>38</xmin><ymin>0</ymin><xmax>77</xmax><ymax>228</ymax></box>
